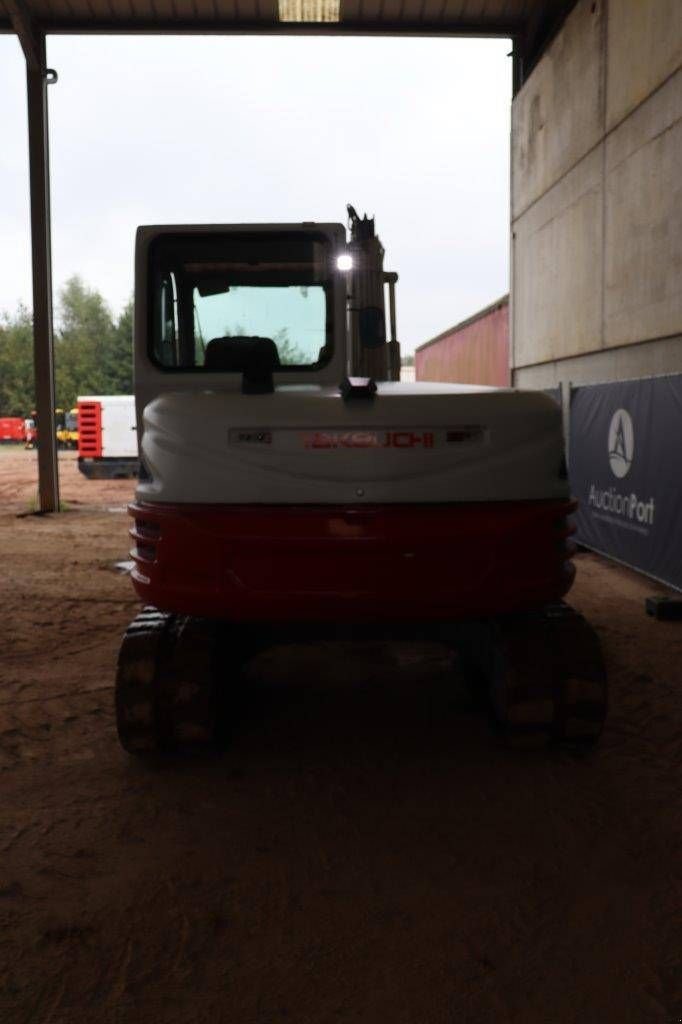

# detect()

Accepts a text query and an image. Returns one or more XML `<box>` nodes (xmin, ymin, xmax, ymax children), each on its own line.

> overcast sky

<box><xmin>0</xmin><ymin>33</ymin><xmax>511</xmax><ymax>354</ymax></box>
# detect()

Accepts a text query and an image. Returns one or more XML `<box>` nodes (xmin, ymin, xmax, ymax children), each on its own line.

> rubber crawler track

<box><xmin>116</xmin><ymin>604</ymin><xmax>607</xmax><ymax>754</ymax></box>
<box><xmin>456</xmin><ymin>604</ymin><xmax>608</xmax><ymax>748</ymax></box>
<box><xmin>115</xmin><ymin>608</ymin><xmax>219</xmax><ymax>753</ymax></box>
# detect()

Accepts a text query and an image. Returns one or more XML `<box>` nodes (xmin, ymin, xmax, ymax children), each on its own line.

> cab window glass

<box><xmin>150</xmin><ymin>232</ymin><xmax>333</xmax><ymax>372</ymax></box>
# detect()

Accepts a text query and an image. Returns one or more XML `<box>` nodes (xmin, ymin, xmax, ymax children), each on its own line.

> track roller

<box><xmin>454</xmin><ymin>604</ymin><xmax>608</xmax><ymax>748</ymax></box>
<box><xmin>115</xmin><ymin>607</ymin><xmax>222</xmax><ymax>754</ymax></box>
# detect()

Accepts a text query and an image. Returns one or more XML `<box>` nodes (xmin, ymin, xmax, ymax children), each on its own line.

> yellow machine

<box><xmin>56</xmin><ymin>408</ymin><xmax>78</xmax><ymax>449</ymax></box>
<box><xmin>64</xmin><ymin>408</ymin><xmax>79</xmax><ymax>448</ymax></box>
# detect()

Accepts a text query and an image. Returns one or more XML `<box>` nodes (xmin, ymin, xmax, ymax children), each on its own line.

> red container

<box><xmin>415</xmin><ymin>295</ymin><xmax>509</xmax><ymax>387</ymax></box>
<box><xmin>0</xmin><ymin>417</ymin><xmax>26</xmax><ymax>443</ymax></box>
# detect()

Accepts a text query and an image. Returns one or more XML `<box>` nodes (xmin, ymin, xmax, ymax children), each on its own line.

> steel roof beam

<box><xmin>515</xmin><ymin>0</ymin><xmax>578</xmax><ymax>86</ymax></box>
<box><xmin>5</xmin><ymin>0</ymin><xmax>43</xmax><ymax>68</ymax></box>
<box><xmin>0</xmin><ymin>17</ymin><xmax>518</xmax><ymax>36</ymax></box>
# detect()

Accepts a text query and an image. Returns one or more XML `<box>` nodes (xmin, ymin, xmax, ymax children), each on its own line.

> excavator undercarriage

<box><xmin>116</xmin><ymin>604</ymin><xmax>607</xmax><ymax>754</ymax></box>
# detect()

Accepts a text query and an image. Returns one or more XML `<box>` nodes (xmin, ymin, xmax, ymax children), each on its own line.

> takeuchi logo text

<box><xmin>303</xmin><ymin>431</ymin><xmax>435</xmax><ymax>450</ymax></box>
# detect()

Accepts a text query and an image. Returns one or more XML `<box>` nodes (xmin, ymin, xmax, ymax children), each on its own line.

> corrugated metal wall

<box><xmin>415</xmin><ymin>296</ymin><xmax>509</xmax><ymax>386</ymax></box>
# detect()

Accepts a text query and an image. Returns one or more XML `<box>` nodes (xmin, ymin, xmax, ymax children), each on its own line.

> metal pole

<box><xmin>384</xmin><ymin>271</ymin><xmax>400</xmax><ymax>381</ymax></box>
<box><xmin>26</xmin><ymin>33</ymin><xmax>59</xmax><ymax>512</ymax></box>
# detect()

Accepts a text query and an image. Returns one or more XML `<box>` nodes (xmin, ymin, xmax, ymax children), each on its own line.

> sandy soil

<box><xmin>0</xmin><ymin>446</ymin><xmax>132</xmax><ymax>515</ymax></box>
<box><xmin>1</xmin><ymin>446</ymin><xmax>681</xmax><ymax>1023</ymax></box>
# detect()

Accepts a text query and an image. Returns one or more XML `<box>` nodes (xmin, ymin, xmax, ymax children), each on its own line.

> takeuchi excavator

<box><xmin>116</xmin><ymin>208</ymin><xmax>607</xmax><ymax>754</ymax></box>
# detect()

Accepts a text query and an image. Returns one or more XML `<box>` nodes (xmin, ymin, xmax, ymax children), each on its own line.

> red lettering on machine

<box><xmin>302</xmin><ymin>431</ymin><xmax>435</xmax><ymax>449</ymax></box>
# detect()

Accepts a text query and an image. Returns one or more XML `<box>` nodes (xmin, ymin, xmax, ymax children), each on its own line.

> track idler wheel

<box><xmin>115</xmin><ymin>608</ymin><xmax>221</xmax><ymax>754</ymax></box>
<box><xmin>457</xmin><ymin>604</ymin><xmax>608</xmax><ymax>748</ymax></box>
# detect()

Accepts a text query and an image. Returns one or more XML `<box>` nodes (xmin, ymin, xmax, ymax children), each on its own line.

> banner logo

<box><xmin>588</xmin><ymin>406</ymin><xmax>654</xmax><ymax>529</ymax></box>
<box><xmin>608</xmin><ymin>408</ymin><xmax>633</xmax><ymax>478</ymax></box>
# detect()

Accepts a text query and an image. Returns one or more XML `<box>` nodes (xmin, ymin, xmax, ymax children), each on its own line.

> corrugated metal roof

<box><xmin>0</xmin><ymin>0</ymin><xmax>555</xmax><ymax>37</ymax></box>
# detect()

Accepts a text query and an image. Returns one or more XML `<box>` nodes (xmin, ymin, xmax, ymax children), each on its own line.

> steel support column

<box><xmin>25</xmin><ymin>32</ymin><xmax>59</xmax><ymax>511</ymax></box>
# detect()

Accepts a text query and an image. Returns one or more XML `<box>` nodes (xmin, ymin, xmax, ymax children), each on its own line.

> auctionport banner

<box><xmin>569</xmin><ymin>376</ymin><xmax>682</xmax><ymax>591</ymax></box>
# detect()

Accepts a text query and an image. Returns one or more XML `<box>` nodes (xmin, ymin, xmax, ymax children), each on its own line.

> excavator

<box><xmin>56</xmin><ymin>408</ymin><xmax>79</xmax><ymax>449</ymax></box>
<box><xmin>116</xmin><ymin>208</ymin><xmax>607</xmax><ymax>754</ymax></box>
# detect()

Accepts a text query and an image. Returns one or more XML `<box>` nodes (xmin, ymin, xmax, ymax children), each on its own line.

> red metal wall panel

<box><xmin>415</xmin><ymin>296</ymin><xmax>510</xmax><ymax>387</ymax></box>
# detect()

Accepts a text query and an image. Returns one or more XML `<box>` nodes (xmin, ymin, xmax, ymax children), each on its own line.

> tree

<box><xmin>0</xmin><ymin>305</ymin><xmax>34</xmax><ymax>415</ymax></box>
<box><xmin>273</xmin><ymin>328</ymin><xmax>305</xmax><ymax>366</ymax></box>
<box><xmin>0</xmin><ymin>278</ymin><xmax>135</xmax><ymax>417</ymax></box>
<box><xmin>55</xmin><ymin>276</ymin><xmax>116</xmax><ymax>408</ymax></box>
<box><xmin>109</xmin><ymin>299</ymin><xmax>134</xmax><ymax>395</ymax></box>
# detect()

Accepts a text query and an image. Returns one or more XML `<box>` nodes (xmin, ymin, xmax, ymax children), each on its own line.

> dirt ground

<box><xmin>1</xmin><ymin>445</ymin><xmax>681</xmax><ymax>1023</ymax></box>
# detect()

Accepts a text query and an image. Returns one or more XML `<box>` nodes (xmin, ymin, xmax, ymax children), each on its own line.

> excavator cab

<box><xmin>135</xmin><ymin>223</ymin><xmax>349</xmax><ymax>418</ymax></box>
<box><xmin>134</xmin><ymin>212</ymin><xmax>400</xmax><ymax>426</ymax></box>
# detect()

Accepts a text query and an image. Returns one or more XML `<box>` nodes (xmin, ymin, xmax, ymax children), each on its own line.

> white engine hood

<box><xmin>137</xmin><ymin>381</ymin><xmax>569</xmax><ymax>505</ymax></box>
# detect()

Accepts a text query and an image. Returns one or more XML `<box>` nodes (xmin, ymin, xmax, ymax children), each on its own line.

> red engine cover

<box><xmin>128</xmin><ymin>500</ymin><xmax>577</xmax><ymax>624</ymax></box>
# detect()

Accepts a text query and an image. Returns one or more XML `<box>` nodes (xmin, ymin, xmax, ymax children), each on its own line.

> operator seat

<box><xmin>204</xmin><ymin>335</ymin><xmax>280</xmax><ymax>393</ymax></box>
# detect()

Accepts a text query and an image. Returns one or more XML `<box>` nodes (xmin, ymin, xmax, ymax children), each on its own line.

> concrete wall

<box><xmin>511</xmin><ymin>0</ymin><xmax>682</xmax><ymax>389</ymax></box>
<box><xmin>415</xmin><ymin>296</ymin><xmax>509</xmax><ymax>386</ymax></box>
